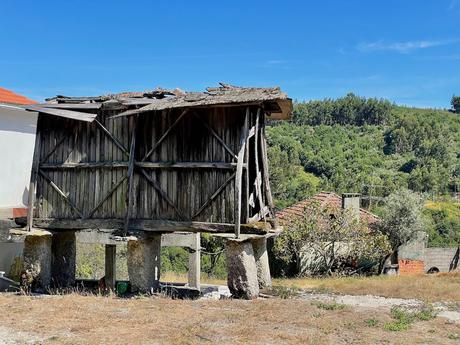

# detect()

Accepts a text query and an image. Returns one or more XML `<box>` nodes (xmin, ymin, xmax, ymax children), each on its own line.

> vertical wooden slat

<box><xmin>123</xmin><ymin>115</ymin><xmax>137</xmax><ymax>235</ymax></box>
<box><xmin>27</xmin><ymin>125</ymin><xmax>42</xmax><ymax>231</ymax></box>
<box><xmin>260</xmin><ymin>114</ymin><xmax>275</xmax><ymax>218</ymax></box>
<box><xmin>253</xmin><ymin>108</ymin><xmax>265</xmax><ymax>216</ymax></box>
<box><xmin>234</xmin><ymin>108</ymin><xmax>249</xmax><ymax>238</ymax></box>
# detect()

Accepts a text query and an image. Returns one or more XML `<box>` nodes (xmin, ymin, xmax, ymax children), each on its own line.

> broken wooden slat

<box><xmin>260</xmin><ymin>116</ymin><xmax>275</xmax><ymax>218</ymax></box>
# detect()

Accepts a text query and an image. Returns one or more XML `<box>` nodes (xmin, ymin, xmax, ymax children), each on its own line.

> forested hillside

<box><xmin>267</xmin><ymin>93</ymin><xmax>460</xmax><ymax>210</ymax></box>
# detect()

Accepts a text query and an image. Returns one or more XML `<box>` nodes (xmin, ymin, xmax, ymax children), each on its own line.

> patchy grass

<box><xmin>0</xmin><ymin>293</ymin><xmax>458</xmax><ymax>345</ymax></box>
<box><xmin>365</xmin><ymin>318</ymin><xmax>379</xmax><ymax>327</ymax></box>
<box><xmin>384</xmin><ymin>307</ymin><xmax>437</xmax><ymax>332</ymax></box>
<box><xmin>265</xmin><ymin>285</ymin><xmax>301</xmax><ymax>299</ymax></box>
<box><xmin>273</xmin><ymin>272</ymin><xmax>460</xmax><ymax>302</ymax></box>
<box><xmin>314</xmin><ymin>302</ymin><xmax>346</xmax><ymax>311</ymax></box>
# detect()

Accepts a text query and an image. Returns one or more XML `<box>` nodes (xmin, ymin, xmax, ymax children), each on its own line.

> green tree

<box><xmin>451</xmin><ymin>95</ymin><xmax>460</xmax><ymax>114</ymax></box>
<box><xmin>377</xmin><ymin>189</ymin><xmax>426</xmax><ymax>270</ymax></box>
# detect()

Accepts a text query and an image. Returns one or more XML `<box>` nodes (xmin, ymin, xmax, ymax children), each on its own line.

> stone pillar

<box><xmin>22</xmin><ymin>230</ymin><xmax>52</xmax><ymax>292</ymax></box>
<box><xmin>226</xmin><ymin>239</ymin><xmax>259</xmax><ymax>299</ymax></box>
<box><xmin>127</xmin><ymin>234</ymin><xmax>161</xmax><ymax>293</ymax></box>
<box><xmin>188</xmin><ymin>233</ymin><xmax>201</xmax><ymax>290</ymax></box>
<box><xmin>251</xmin><ymin>237</ymin><xmax>272</xmax><ymax>289</ymax></box>
<box><xmin>51</xmin><ymin>231</ymin><xmax>76</xmax><ymax>288</ymax></box>
<box><xmin>105</xmin><ymin>244</ymin><xmax>117</xmax><ymax>290</ymax></box>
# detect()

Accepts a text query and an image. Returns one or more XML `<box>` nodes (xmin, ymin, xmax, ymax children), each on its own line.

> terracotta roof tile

<box><xmin>0</xmin><ymin>87</ymin><xmax>37</xmax><ymax>105</ymax></box>
<box><xmin>276</xmin><ymin>191</ymin><xmax>379</xmax><ymax>224</ymax></box>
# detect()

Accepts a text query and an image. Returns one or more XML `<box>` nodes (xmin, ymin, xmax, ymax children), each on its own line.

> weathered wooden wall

<box><xmin>35</xmin><ymin>105</ymin><xmax>270</xmax><ymax>229</ymax></box>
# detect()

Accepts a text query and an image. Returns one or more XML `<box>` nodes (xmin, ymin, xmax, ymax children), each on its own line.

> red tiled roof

<box><xmin>276</xmin><ymin>191</ymin><xmax>379</xmax><ymax>224</ymax></box>
<box><xmin>0</xmin><ymin>87</ymin><xmax>37</xmax><ymax>105</ymax></box>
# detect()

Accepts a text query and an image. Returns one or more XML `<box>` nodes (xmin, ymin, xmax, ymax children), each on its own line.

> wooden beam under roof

<box><xmin>25</xmin><ymin>105</ymin><xmax>97</xmax><ymax>122</ymax></box>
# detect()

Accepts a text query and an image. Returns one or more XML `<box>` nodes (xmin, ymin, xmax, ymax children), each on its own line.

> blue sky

<box><xmin>1</xmin><ymin>0</ymin><xmax>459</xmax><ymax>108</ymax></box>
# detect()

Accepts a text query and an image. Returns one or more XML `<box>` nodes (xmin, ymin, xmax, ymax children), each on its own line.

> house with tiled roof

<box><xmin>276</xmin><ymin>191</ymin><xmax>379</xmax><ymax>225</ymax></box>
<box><xmin>0</xmin><ymin>87</ymin><xmax>38</xmax><ymax>218</ymax></box>
<box><xmin>275</xmin><ymin>192</ymin><xmax>380</xmax><ymax>275</ymax></box>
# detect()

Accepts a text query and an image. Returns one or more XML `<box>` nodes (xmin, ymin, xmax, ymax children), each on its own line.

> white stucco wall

<box><xmin>0</xmin><ymin>105</ymin><xmax>38</xmax><ymax>209</ymax></box>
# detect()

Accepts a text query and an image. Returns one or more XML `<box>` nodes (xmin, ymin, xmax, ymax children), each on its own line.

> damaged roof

<box><xmin>276</xmin><ymin>192</ymin><xmax>379</xmax><ymax>224</ymax></box>
<box><xmin>24</xmin><ymin>83</ymin><xmax>292</xmax><ymax>122</ymax></box>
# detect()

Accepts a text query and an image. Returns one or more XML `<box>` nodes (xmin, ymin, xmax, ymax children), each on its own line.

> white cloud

<box><xmin>357</xmin><ymin>39</ymin><xmax>459</xmax><ymax>54</ymax></box>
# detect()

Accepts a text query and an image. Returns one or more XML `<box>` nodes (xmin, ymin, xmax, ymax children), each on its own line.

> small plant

<box><xmin>384</xmin><ymin>308</ymin><xmax>415</xmax><ymax>332</ymax></box>
<box><xmin>384</xmin><ymin>307</ymin><xmax>437</xmax><ymax>332</ymax></box>
<box><xmin>448</xmin><ymin>333</ymin><xmax>460</xmax><ymax>340</ymax></box>
<box><xmin>415</xmin><ymin>307</ymin><xmax>436</xmax><ymax>321</ymax></box>
<box><xmin>365</xmin><ymin>319</ymin><xmax>379</xmax><ymax>327</ymax></box>
<box><xmin>269</xmin><ymin>285</ymin><xmax>300</xmax><ymax>299</ymax></box>
<box><xmin>314</xmin><ymin>302</ymin><xmax>346</xmax><ymax>311</ymax></box>
<box><xmin>312</xmin><ymin>312</ymin><xmax>323</xmax><ymax>318</ymax></box>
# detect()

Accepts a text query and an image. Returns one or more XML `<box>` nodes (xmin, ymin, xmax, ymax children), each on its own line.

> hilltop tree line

<box><xmin>267</xmin><ymin>93</ymin><xmax>460</xmax><ymax>246</ymax></box>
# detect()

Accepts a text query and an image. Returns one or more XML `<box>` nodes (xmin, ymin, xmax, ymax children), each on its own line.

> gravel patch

<box><xmin>0</xmin><ymin>326</ymin><xmax>44</xmax><ymax>345</ymax></box>
<box><xmin>299</xmin><ymin>291</ymin><xmax>460</xmax><ymax>323</ymax></box>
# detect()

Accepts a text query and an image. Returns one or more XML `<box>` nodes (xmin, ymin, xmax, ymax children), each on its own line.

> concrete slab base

<box><xmin>127</xmin><ymin>234</ymin><xmax>161</xmax><ymax>293</ymax></box>
<box><xmin>225</xmin><ymin>239</ymin><xmax>259</xmax><ymax>299</ymax></box>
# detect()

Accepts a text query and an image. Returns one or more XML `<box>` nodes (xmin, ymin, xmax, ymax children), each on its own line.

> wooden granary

<box><xmin>18</xmin><ymin>84</ymin><xmax>291</xmax><ymax>297</ymax></box>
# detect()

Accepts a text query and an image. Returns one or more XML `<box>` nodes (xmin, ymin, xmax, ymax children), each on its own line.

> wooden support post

<box><xmin>234</xmin><ymin>108</ymin><xmax>249</xmax><ymax>238</ymax></box>
<box><xmin>188</xmin><ymin>233</ymin><xmax>201</xmax><ymax>290</ymax></box>
<box><xmin>253</xmin><ymin>108</ymin><xmax>265</xmax><ymax>217</ymax></box>
<box><xmin>105</xmin><ymin>244</ymin><xmax>117</xmax><ymax>290</ymax></box>
<box><xmin>27</xmin><ymin>130</ymin><xmax>41</xmax><ymax>231</ymax></box>
<box><xmin>124</xmin><ymin>116</ymin><xmax>137</xmax><ymax>236</ymax></box>
<box><xmin>259</xmin><ymin>117</ymin><xmax>275</xmax><ymax>219</ymax></box>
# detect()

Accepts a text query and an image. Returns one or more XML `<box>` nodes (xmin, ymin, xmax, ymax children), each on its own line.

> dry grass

<box><xmin>273</xmin><ymin>272</ymin><xmax>460</xmax><ymax>303</ymax></box>
<box><xmin>163</xmin><ymin>272</ymin><xmax>460</xmax><ymax>303</ymax></box>
<box><xmin>0</xmin><ymin>293</ymin><xmax>458</xmax><ymax>345</ymax></box>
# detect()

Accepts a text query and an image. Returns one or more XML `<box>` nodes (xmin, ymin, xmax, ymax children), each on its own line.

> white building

<box><xmin>0</xmin><ymin>87</ymin><xmax>38</xmax><ymax>218</ymax></box>
<box><xmin>0</xmin><ymin>87</ymin><xmax>37</xmax><ymax>278</ymax></box>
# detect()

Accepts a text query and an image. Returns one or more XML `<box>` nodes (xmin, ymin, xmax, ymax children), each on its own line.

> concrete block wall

<box><xmin>424</xmin><ymin>247</ymin><xmax>458</xmax><ymax>273</ymax></box>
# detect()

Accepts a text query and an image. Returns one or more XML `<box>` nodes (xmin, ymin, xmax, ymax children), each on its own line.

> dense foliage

<box><xmin>267</xmin><ymin>94</ymin><xmax>460</xmax><ymax>246</ymax></box>
<box><xmin>451</xmin><ymin>95</ymin><xmax>460</xmax><ymax>114</ymax></box>
<box><xmin>378</xmin><ymin>189</ymin><xmax>426</xmax><ymax>250</ymax></box>
<box><xmin>424</xmin><ymin>200</ymin><xmax>460</xmax><ymax>247</ymax></box>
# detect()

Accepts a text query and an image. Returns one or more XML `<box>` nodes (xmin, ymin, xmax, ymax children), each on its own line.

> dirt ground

<box><xmin>0</xmin><ymin>293</ymin><xmax>459</xmax><ymax>345</ymax></box>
